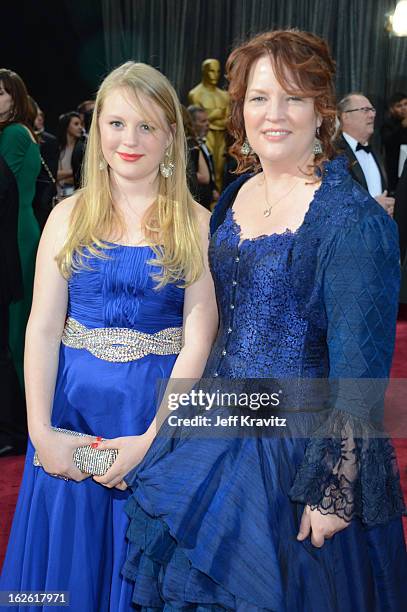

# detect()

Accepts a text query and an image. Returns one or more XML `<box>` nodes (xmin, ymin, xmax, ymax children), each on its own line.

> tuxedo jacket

<box><xmin>196</xmin><ymin>141</ymin><xmax>217</xmax><ymax>210</ymax></box>
<box><xmin>199</xmin><ymin>142</ymin><xmax>216</xmax><ymax>185</ymax></box>
<box><xmin>381</xmin><ymin>116</ymin><xmax>407</xmax><ymax>192</ymax></box>
<box><xmin>394</xmin><ymin>160</ymin><xmax>407</xmax><ymax>263</ymax></box>
<box><xmin>334</xmin><ymin>133</ymin><xmax>387</xmax><ymax>194</ymax></box>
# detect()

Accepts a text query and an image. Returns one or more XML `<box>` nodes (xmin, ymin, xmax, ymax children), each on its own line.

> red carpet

<box><xmin>0</xmin><ymin>455</ymin><xmax>25</xmax><ymax>567</ymax></box>
<box><xmin>1</xmin><ymin>317</ymin><xmax>407</xmax><ymax>567</ymax></box>
<box><xmin>392</xmin><ymin>308</ymin><xmax>407</xmax><ymax>542</ymax></box>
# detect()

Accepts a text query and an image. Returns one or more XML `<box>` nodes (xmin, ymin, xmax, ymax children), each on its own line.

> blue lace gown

<box><xmin>0</xmin><ymin>245</ymin><xmax>184</xmax><ymax>611</ymax></box>
<box><xmin>123</xmin><ymin>158</ymin><xmax>407</xmax><ymax>611</ymax></box>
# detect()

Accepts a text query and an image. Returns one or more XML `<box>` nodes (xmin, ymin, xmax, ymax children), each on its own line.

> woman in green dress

<box><xmin>0</xmin><ymin>69</ymin><xmax>41</xmax><ymax>393</ymax></box>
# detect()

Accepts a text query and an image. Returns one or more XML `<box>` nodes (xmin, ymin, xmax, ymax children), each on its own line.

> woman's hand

<box><xmin>93</xmin><ymin>434</ymin><xmax>152</xmax><ymax>490</ymax></box>
<box><xmin>297</xmin><ymin>504</ymin><xmax>350</xmax><ymax>547</ymax></box>
<box><xmin>33</xmin><ymin>427</ymin><xmax>97</xmax><ymax>482</ymax></box>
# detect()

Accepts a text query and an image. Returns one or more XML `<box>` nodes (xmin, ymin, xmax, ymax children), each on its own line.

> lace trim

<box><xmin>289</xmin><ymin>410</ymin><xmax>405</xmax><ymax>526</ymax></box>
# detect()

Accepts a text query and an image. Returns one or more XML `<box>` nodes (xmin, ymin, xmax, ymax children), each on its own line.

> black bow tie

<box><xmin>356</xmin><ymin>143</ymin><xmax>371</xmax><ymax>154</ymax></box>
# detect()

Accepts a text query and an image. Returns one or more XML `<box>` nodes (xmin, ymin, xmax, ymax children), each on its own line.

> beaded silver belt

<box><xmin>61</xmin><ymin>317</ymin><xmax>183</xmax><ymax>362</ymax></box>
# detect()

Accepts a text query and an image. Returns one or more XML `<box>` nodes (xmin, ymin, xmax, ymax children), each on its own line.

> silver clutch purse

<box><xmin>33</xmin><ymin>427</ymin><xmax>119</xmax><ymax>476</ymax></box>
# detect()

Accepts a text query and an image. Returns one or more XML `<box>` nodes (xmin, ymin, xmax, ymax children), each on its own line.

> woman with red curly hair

<box><xmin>123</xmin><ymin>30</ymin><xmax>407</xmax><ymax>610</ymax></box>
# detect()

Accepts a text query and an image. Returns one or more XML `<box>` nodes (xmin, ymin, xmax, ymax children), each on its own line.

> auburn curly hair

<box><xmin>226</xmin><ymin>30</ymin><xmax>337</xmax><ymax>175</ymax></box>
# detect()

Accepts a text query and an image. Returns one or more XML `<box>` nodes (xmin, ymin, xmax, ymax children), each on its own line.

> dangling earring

<box><xmin>313</xmin><ymin>127</ymin><xmax>323</xmax><ymax>155</ymax></box>
<box><xmin>159</xmin><ymin>148</ymin><xmax>175</xmax><ymax>178</ymax></box>
<box><xmin>99</xmin><ymin>158</ymin><xmax>107</xmax><ymax>170</ymax></box>
<box><xmin>241</xmin><ymin>138</ymin><xmax>252</xmax><ymax>156</ymax></box>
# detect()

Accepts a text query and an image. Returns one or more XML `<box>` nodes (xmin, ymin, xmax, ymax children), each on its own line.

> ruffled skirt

<box><xmin>123</xmin><ymin>415</ymin><xmax>407</xmax><ymax>612</ymax></box>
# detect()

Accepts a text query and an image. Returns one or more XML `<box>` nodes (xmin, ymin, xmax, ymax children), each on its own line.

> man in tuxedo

<box><xmin>382</xmin><ymin>92</ymin><xmax>407</xmax><ymax>193</ymax></box>
<box><xmin>335</xmin><ymin>92</ymin><xmax>394</xmax><ymax>215</ymax></box>
<box><xmin>188</xmin><ymin>105</ymin><xmax>219</xmax><ymax>209</ymax></box>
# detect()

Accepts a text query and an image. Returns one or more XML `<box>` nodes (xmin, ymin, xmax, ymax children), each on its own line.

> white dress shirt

<box><xmin>342</xmin><ymin>132</ymin><xmax>383</xmax><ymax>197</ymax></box>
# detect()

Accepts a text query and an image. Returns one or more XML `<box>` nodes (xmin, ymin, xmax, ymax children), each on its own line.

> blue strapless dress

<box><xmin>123</xmin><ymin>159</ymin><xmax>407</xmax><ymax>611</ymax></box>
<box><xmin>0</xmin><ymin>245</ymin><xmax>184</xmax><ymax>611</ymax></box>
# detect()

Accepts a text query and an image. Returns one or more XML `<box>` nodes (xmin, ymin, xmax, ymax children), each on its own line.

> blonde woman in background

<box><xmin>0</xmin><ymin>62</ymin><xmax>217</xmax><ymax>611</ymax></box>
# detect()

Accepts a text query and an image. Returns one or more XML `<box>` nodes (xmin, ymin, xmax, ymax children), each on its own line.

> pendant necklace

<box><xmin>263</xmin><ymin>179</ymin><xmax>301</xmax><ymax>218</ymax></box>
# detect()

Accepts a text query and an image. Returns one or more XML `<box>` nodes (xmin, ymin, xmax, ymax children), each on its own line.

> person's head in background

<box><xmin>337</xmin><ymin>92</ymin><xmax>376</xmax><ymax>145</ymax></box>
<box><xmin>34</xmin><ymin>108</ymin><xmax>45</xmax><ymax>132</ymax></box>
<box><xmin>57</xmin><ymin>111</ymin><xmax>83</xmax><ymax>151</ymax></box>
<box><xmin>29</xmin><ymin>97</ymin><xmax>49</xmax><ymax>141</ymax></box>
<box><xmin>187</xmin><ymin>105</ymin><xmax>209</xmax><ymax>139</ymax></box>
<box><xmin>0</xmin><ymin>68</ymin><xmax>32</xmax><ymax>131</ymax></box>
<box><xmin>77</xmin><ymin>99</ymin><xmax>95</xmax><ymax>134</ymax></box>
<box><xmin>181</xmin><ymin>105</ymin><xmax>197</xmax><ymax>140</ymax></box>
<box><xmin>388</xmin><ymin>92</ymin><xmax>407</xmax><ymax>121</ymax></box>
<box><xmin>26</xmin><ymin>96</ymin><xmax>40</xmax><ymax>133</ymax></box>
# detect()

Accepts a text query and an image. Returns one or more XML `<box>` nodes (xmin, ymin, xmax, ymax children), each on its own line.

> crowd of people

<box><xmin>0</xmin><ymin>27</ymin><xmax>406</xmax><ymax>612</ymax></box>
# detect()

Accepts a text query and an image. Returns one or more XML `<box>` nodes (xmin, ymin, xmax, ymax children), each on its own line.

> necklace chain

<box><xmin>263</xmin><ymin>179</ymin><xmax>301</xmax><ymax>218</ymax></box>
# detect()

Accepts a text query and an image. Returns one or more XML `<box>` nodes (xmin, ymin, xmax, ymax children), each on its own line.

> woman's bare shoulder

<box><xmin>192</xmin><ymin>200</ymin><xmax>211</xmax><ymax>235</ymax></box>
<box><xmin>42</xmin><ymin>192</ymin><xmax>83</xmax><ymax>252</ymax></box>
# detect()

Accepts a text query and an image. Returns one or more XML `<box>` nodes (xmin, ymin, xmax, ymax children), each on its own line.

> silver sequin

<box><xmin>61</xmin><ymin>317</ymin><xmax>183</xmax><ymax>363</ymax></box>
<box><xmin>33</xmin><ymin>428</ymin><xmax>118</xmax><ymax>476</ymax></box>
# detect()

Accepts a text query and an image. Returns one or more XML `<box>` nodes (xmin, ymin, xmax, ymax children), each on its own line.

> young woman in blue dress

<box><xmin>121</xmin><ymin>31</ymin><xmax>407</xmax><ymax>610</ymax></box>
<box><xmin>0</xmin><ymin>62</ymin><xmax>217</xmax><ymax>610</ymax></box>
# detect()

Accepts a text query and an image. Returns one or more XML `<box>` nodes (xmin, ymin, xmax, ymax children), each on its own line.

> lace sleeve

<box><xmin>289</xmin><ymin>211</ymin><xmax>405</xmax><ymax>526</ymax></box>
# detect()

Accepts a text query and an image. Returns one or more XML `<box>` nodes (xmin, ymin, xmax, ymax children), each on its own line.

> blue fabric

<box><xmin>123</xmin><ymin>158</ymin><xmax>407</xmax><ymax>611</ymax></box>
<box><xmin>0</xmin><ymin>245</ymin><xmax>184</xmax><ymax>612</ymax></box>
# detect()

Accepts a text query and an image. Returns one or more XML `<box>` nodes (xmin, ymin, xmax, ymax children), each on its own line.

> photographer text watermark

<box><xmin>167</xmin><ymin>389</ymin><xmax>286</xmax><ymax>428</ymax></box>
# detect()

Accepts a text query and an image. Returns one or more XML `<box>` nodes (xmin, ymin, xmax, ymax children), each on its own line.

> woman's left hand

<box><xmin>93</xmin><ymin>434</ymin><xmax>151</xmax><ymax>491</ymax></box>
<box><xmin>297</xmin><ymin>504</ymin><xmax>350</xmax><ymax>547</ymax></box>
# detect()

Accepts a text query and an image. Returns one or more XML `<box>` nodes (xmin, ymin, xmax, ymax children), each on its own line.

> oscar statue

<box><xmin>188</xmin><ymin>59</ymin><xmax>229</xmax><ymax>190</ymax></box>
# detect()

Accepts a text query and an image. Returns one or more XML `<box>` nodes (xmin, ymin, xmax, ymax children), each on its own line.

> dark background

<box><xmin>1</xmin><ymin>0</ymin><xmax>106</xmax><ymax>132</ymax></box>
<box><xmin>1</xmin><ymin>0</ymin><xmax>406</xmax><ymax>136</ymax></box>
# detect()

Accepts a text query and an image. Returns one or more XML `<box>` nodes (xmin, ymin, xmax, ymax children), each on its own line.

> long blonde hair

<box><xmin>56</xmin><ymin>61</ymin><xmax>203</xmax><ymax>288</ymax></box>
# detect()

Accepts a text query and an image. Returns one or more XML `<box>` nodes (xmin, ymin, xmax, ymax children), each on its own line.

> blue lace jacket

<box><xmin>209</xmin><ymin>157</ymin><xmax>405</xmax><ymax>526</ymax></box>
